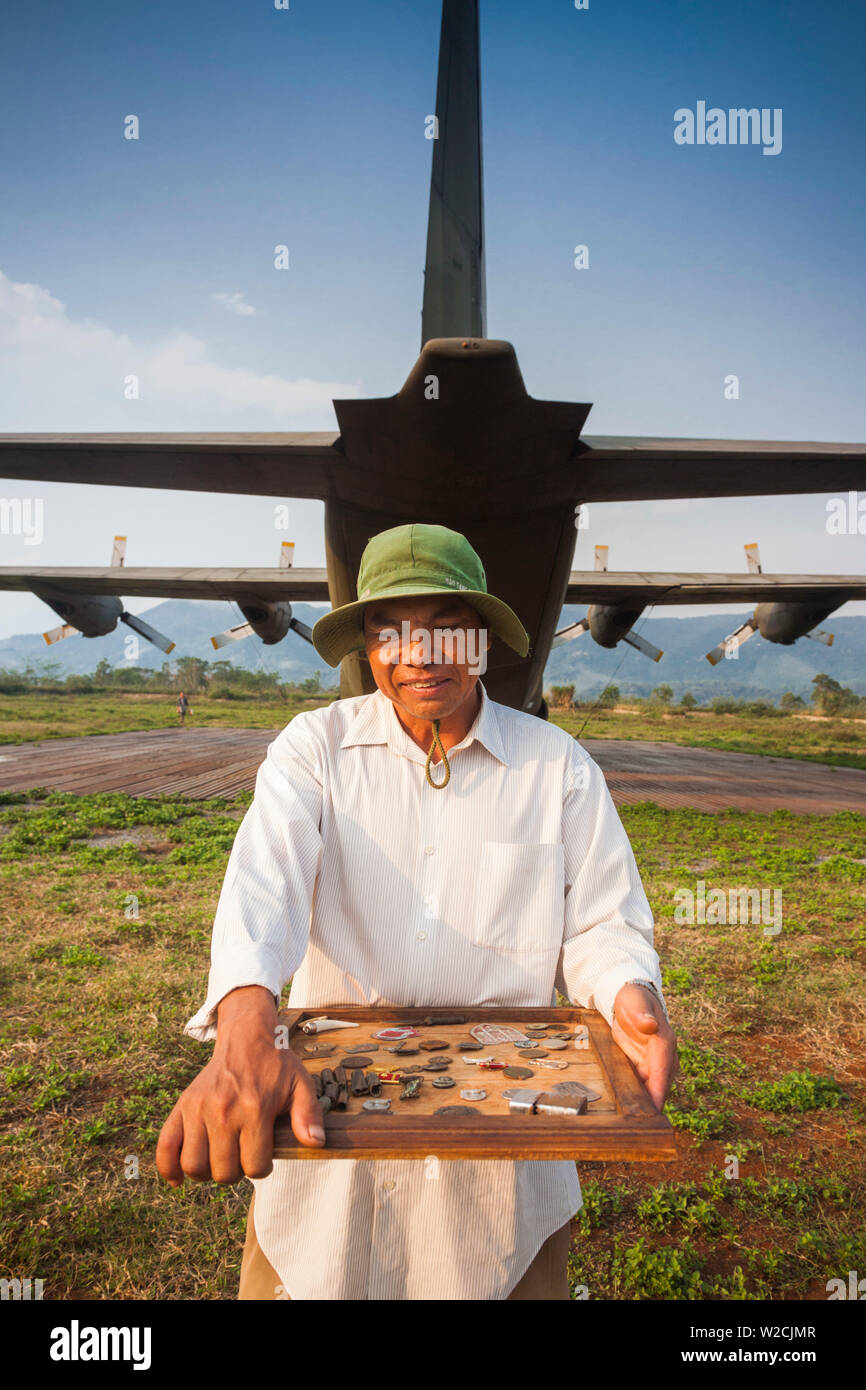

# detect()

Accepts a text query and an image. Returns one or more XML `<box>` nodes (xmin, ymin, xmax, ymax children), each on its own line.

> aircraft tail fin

<box><xmin>421</xmin><ymin>0</ymin><xmax>486</xmax><ymax>345</ymax></box>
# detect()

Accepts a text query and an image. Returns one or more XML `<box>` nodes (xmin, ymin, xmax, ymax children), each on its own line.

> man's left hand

<box><xmin>611</xmin><ymin>983</ymin><xmax>679</xmax><ymax>1112</ymax></box>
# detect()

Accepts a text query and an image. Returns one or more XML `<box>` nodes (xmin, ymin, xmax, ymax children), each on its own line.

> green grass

<box><xmin>0</xmin><ymin>789</ymin><xmax>863</xmax><ymax>1298</ymax></box>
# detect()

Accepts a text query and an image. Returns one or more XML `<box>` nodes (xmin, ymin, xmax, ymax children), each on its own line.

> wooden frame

<box><xmin>273</xmin><ymin>1006</ymin><xmax>676</xmax><ymax>1161</ymax></box>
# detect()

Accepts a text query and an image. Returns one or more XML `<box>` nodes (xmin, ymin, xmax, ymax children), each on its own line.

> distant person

<box><xmin>177</xmin><ymin>691</ymin><xmax>190</xmax><ymax>725</ymax></box>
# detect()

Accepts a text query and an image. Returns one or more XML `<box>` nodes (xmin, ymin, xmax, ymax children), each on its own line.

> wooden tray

<box><xmin>273</xmin><ymin>1006</ymin><xmax>676</xmax><ymax>1161</ymax></box>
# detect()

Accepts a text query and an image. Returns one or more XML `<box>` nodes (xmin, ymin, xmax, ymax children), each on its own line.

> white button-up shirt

<box><xmin>184</xmin><ymin>682</ymin><xmax>664</xmax><ymax>1300</ymax></box>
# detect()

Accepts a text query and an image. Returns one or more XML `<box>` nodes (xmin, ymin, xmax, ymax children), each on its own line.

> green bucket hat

<box><xmin>311</xmin><ymin>523</ymin><xmax>530</xmax><ymax>668</ymax></box>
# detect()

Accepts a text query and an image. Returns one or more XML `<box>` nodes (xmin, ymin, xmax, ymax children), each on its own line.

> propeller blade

<box><xmin>623</xmin><ymin>629</ymin><xmax>664</xmax><ymax>662</ymax></box>
<box><xmin>705</xmin><ymin>620</ymin><xmax>758</xmax><ymax>666</ymax></box>
<box><xmin>43</xmin><ymin>623</ymin><xmax>78</xmax><ymax>645</ymax></box>
<box><xmin>289</xmin><ymin>617</ymin><xmax>314</xmax><ymax>645</ymax></box>
<box><xmin>111</xmin><ymin>535</ymin><xmax>127</xmax><ymax>568</ymax></box>
<box><xmin>551</xmin><ymin>618</ymin><xmax>590</xmax><ymax>648</ymax></box>
<box><xmin>121</xmin><ymin>611</ymin><xmax>175</xmax><ymax>655</ymax></box>
<box><xmin>805</xmin><ymin>627</ymin><xmax>834</xmax><ymax>647</ymax></box>
<box><xmin>210</xmin><ymin>622</ymin><xmax>255</xmax><ymax>650</ymax></box>
<box><xmin>744</xmin><ymin>542</ymin><xmax>761</xmax><ymax>575</ymax></box>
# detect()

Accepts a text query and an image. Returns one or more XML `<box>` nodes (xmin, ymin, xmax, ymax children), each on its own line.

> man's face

<box><xmin>363</xmin><ymin>595</ymin><xmax>489</xmax><ymax>722</ymax></box>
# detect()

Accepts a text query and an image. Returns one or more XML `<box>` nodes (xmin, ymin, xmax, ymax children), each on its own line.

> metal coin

<box><xmin>525</xmin><ymin>1024</ymin><xmax>548</xmax><ymax>1033</ymax></box>
<box><xmin>434</xmin><ymin>1105</ymin><xmax>480</xmax><ymax>1115</ymax></box>
<box><xmin>503</xmin><ymin>1066</ymin><xmax>534</xmax><ymax>1080</ymax></box>
<box><xmin>522</xmin><ymin>1049</ymin><xmax>549</xmax><ymax>1059</ymax></box>
<box><xmin>432</xmin><ymin>1076</ymin><xmax>456</xmax><ymax>1089</ymax></box>
<box><xmin>543</xmin><ymin>1038</ymin><xmax>568</xmax><ymax>1050</ymax></box>
<box><xmin>362</xmin><ymin>1098</ymin><xmax>391</xmax><ymax>1112</ymax></box>
<box><xmin>338</xmin><ymin>1055</ymin><xmax>374</xmax><ymax>1069</ymax></box>
<box><xmin>419</xmin><ymin>1039</ymin><xmax>449</xmax><ymax>1051</ymax></box>
<box><xmin>460</xmin><ymin>1088</ymin><xmax>487</xmax><ymax>1101</ymax></box>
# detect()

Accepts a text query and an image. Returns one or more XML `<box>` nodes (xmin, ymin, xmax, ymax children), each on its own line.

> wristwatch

<box><xmin>624</xmin><ymin>978</ymin><xmax>669</xmax><ymax>1018</ymax></box>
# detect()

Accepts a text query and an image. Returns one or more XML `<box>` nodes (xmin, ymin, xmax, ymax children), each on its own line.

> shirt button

<box><xmin>416</xmin><ymin>931</ymin><xmax>427</xmax><ymax>940</ymax></box>
<box><xmin>383</xmin><ymin>1180</ymin><xmax>397</xmax><ymax>1192</ymax></box>
<box><xmin>424</xmin><ymin>846</ymin><xmax>435</xmax><ymax>856</ymax></box>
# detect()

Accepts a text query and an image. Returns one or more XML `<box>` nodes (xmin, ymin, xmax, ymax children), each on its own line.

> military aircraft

<box><xmin>0</xmin><ymin>1</ymin><xmax>864</xmax><ymax>715</ymax></box>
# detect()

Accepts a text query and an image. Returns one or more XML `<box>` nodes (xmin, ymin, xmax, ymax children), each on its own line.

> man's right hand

<box><xmin>156</xmin><ymin>985</ymin><xmax>325</xmax><ymax>1187</ymax></box>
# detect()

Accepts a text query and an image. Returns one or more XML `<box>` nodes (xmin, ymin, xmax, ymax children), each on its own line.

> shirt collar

<box><xmin>340</xmin><ymin>681</ymin><xmax>509</xmax><ymax>768</ymax></box>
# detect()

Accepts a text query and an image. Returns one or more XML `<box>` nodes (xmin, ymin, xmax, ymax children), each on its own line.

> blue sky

<box><xmin>0</xmin><ymin>0</ymin><xmax>864</xmax><ymax>637</ymax></box>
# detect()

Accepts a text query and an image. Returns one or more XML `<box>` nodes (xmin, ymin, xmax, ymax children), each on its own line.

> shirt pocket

<box><xmin>472</xmin><ymin>841</ymin><xmax>565</xmax><ymax>954</ymax></box>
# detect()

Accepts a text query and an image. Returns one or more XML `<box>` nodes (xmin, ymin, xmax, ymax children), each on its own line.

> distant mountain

<box><xmin>1</xmin><ymin>600</ymin><xmax>863</xmax><ymax>702</ymax></box>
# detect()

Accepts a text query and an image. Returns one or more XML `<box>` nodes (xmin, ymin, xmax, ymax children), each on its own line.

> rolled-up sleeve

<box><xmin>183</xmin><ymin>715</ymin><xmax>324</xmax><ymax>1042</ymax></box>
<box><xmin>555</xmin><ymin>745</ymin><xmax>666</xmax><ymax>1026</ymax></box>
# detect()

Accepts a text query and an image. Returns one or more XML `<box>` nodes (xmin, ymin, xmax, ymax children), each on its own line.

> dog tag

<box><xmin>470</xmin><ymin>1024</ymin><xmax>532</xmax><ymax>1045</ymax></box>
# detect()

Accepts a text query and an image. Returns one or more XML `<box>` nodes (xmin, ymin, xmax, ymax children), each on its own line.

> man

<box><xmin>157</xmin><ymin>522</ymin><xmax>678</xmax><ymax>1300</ymax></box>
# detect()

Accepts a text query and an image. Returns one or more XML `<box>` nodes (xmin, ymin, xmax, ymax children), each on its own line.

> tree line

<box><xmin>546</xmin><ymin>674</ymin><xmax>866</xmax><ymax>717</ymax></box>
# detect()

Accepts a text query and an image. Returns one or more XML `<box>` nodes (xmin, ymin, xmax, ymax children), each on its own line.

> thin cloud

<box><xmin>211</xmin><ymin>291</ymin><xmax>257</xmax><ymax>317</ymax></box>
<box><xmin>0</xmin><ymin>269</ymin><xmax>360</xmax><ymax>430</ymax></box>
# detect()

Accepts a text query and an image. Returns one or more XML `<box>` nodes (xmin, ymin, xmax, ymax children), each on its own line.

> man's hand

<box><xmin>156</xmin><ymin>985</ymin><xmax>325</xmax><ymax>1188</ymax></box>
<box><xmin>611</xmin><ymin>983</ymin><xmax>679</xmax><ymax>1112</ymax></box>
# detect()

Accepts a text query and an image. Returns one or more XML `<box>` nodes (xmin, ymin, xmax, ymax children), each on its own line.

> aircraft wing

<box><xmin>0</xmin><ymin>431</ymin><xmax>863</xmax><ymax>503</ymax></box>
<box><xmin>564</xmin><ymin>571</ymin><xmax>866</xmax><ymax>605</ymax></box>
<box><xmin>0</xmin><ymin>434</ymin><xmax>343</xmax><ymax>498</ymax></box>
<box><xmin>2</xmin><ymin>565</ymin><xmax>863</xmax><ymax>609</ymax></box>
<box><xmin>576</xmin><ymin>437</ymin><xmax>866</xmax><ymax>501</ymax></box>
<box><xmin>0</xmin><ymin>567</ymin><xmax>330</xmax><ymax>602</ymax></box>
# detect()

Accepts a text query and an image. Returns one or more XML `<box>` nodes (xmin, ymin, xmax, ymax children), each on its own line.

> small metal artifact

<box><xmin>319</xmin><ymin>1095</ymin><xmax>333</xmax><ymax>1115</ymax></box>
<box><xmin>533</xmin><ymin>1059</ymin><xmax>569</xmax><ymax>1071</ymax></box>
<box><xmin>460</xmin><ymin>1088</ymin><xmax>487</xmax><ymax>1101</ymax></box>
<box><xmin>525</xmin><ymin>1024</ymin><xmax>548</xmax><ymax>1033</ymax></box>
<box><xmin>340</xmin><ymin>1055</ymin><xmax>375</xmax><ymax>1068</ymax></box>
<box><xmin>345</xmin><ymin>1042</ymin><xmax>379</xmax><ymax>1054</ymax></box>
<box><xmin>363</xmin><ymin>1098</ymin><xmax>391</xmax><ymax>1113</ymax></box>
<box><xmin>470</xmin><ymin>1023</ymin><xmax>532</xmax><ymax>1045</ymax></box>
<box><xmin>333</xmin><ymin>1065</ymin><xmax>348</xmax><ymax>1086</ymax></box>
<box><xmin>373</xmin><ymin>1027</ymin><xmax>419</xmax><ymax>1040</ymax></box>
<box><xmin>350</xmin><ymin>1069</ymin><xmax>368</xmax><ymax>1097</ymax></box>
<box><xmin>366</xmin><ymin>1072</ymin><xmax>383</xmax><ymax>1097</ymax></box>
<box><xmin>503</xmin><ymin>1066</ymin><xmax>534</xmax><ymax>1080</ymax></box>
<box><xmin>313</xmin><ymin>1073</ymin><xmax>324</xmax><ymax>1097</ymax></box>
<box><xmin>419</xmin><ymin>1039</ymin><xmax>449</xmax><ymax>1051</ymax></box>
<box><xmin>400</xmin><ymin>1077</ymin><xmax>423</xmax><ymax>1100</ymax></box>
<box><xmin>320</xmin><ymin>1068</ymin><xmax>335</xmax><ymax>1088</ymax></box>
<box><xmin>432</xmin><ymin>1076</ymin><xmax>456</xmax><ymax>1089</ymax></box>
<box><xmin>387</xmin><ymin>1041</ymin><xmax>419</xmax><ymax>1054</ymax></box>
<box><xmin>374</xmin><ymin>1070</ymin><xmax>408</xmax><ymax>1084</ymax></box>
<box><xmin>503</xmin><ymin>1088</ymin><xmax>542</xmax><ymax>1113</ymax></box>
<box><xmin>303</xmin><ymin>1042</ymin><xmax>337</xmax><ymax>1056</ymax></box>
<box><xmin>435</xmin><ymin>1105</ymin><xmax>480</xmax><ymax>1115</ymax></box>
<box><xmin>477</xmin><ymin>1060</ymin><xmax>506</xmax><ymax>1071</ymax></box>
<box><xmin>535</xmin><ymin>1091</ymin><xmax>587</xmax><ymax>1116</ymax></box>
<box><xmin>543</xmin><ymin>1038</ymin><xmax>568</xmax><ymax>1051</ymax></box>
<box><xmin>300</xmin><ymin>1018</ymin><xmax>360</xmax><ymax>1035</ymax></box>
<box><xmin>549</xmin><ymin>1080</ymin><xmax>602</xmax><ymax>1103</ymax></box>
<box><xmin>422</xmin><ymin>1058</ymin><xmax>451</xmax><ymax>1072</ymax></box>
<box><xmin>522</xmin><ymin>1049</ymin><xmax>549</xmax><ymax>1059</ymax></box>
<box><xmin>463</xmin><ymin>1055</ymin><xmax>496</xmax><ymax>1066</ymax></box>
<box><xmin>458</xmin><ymin>1040</ymin><xmax>483</xmax><ymax>1051</ymax></box>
